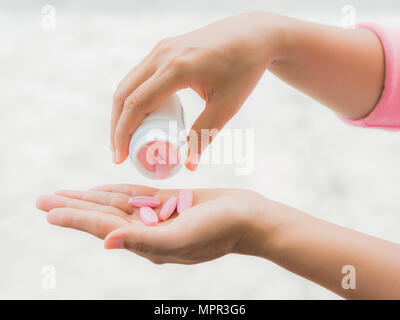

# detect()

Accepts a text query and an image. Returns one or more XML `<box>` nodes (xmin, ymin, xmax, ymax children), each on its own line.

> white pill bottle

<box><xmin>129</xmin><ymin>94</ymin><xmax>186</xmax><ymax>180</ymax></box>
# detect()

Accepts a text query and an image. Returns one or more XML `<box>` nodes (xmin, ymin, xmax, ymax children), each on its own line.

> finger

<box><xmin>111</xmin><ymin>55</ymin><xmax>158</xmax><ymax>153</ymax></box>
<box><xmin>47</xmin><ymin>208</ymin><xmax>127</xmax><ymax>239</ymax></box>
<box><xmin>54</xmin><ymin>190</ymin><xmax>135</xmax><ymax>215</ymax></box>
<box><xmin>37</xmin><ymin>194</ymin><xmax>130</xmax><ymax>221</ymax></box>
<box><xmin>114</xmin><ymin>67</ymin><xmax>187</xmax><ymax>164</ymax></box>
<box><xmin>186</xmin><ymin>94</ymin><xmax>234</xmax><ymax>171</ymax></box>
<box><xmin>104</xmin><ymin>224</ymin><xmax>185</xmax><ymax>256</ymax></box>
<box><xmin>89</xmin><ymin>184</ymin><xmax>158</xmax><ymax>197</ymax></box>
<box><xmin>37</xmin><ymin>194</ymin><xmax>67</xmax><ymax>212</ymax></box>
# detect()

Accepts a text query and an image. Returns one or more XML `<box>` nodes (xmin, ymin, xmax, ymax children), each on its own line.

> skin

<box><xmin>110</xmin><ymin>12</ymin><xmax>285</xmax><ymax>168</ymax></box>
<box><xmin>37</xmin><ymin>12</ymin><xmax>398</xmax><ymax>298</ymax></box>
<box><xmin>36</xmin><ymin>185</ymin><xmax>400</xmax><ymax>299</ymax></box>
<box><xmin>110</xmin><ymin>11</ymin><xmax>384</xmax><ymax>167</ymax></box>
<box><xmin>36</xmin><ymin>186</ymin><xmax>268</xmax><ymax>264</ymax></box>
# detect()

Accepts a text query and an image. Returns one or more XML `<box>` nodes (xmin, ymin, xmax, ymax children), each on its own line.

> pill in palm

<box><xmin>128</xmin><ymin>196</ymin><xmax>160</xmax><ymax>208</ymax></box>
<box><xmin>177</xmin><ymin>189</ymin><xmax>193</xmax><ymax>214</ymax></box>
<box><xmin>139</xmin><ymin>207</ymin><xmax>158</xmax><ymax>226</ymax></box>
<box><xmin>159</xmin><ymin>196</ymin><xmax>178</xmax><ymax>221</ymax></box>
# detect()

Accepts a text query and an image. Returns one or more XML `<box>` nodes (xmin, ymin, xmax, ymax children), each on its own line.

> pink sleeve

<box><xmin>338</xmin><ymin>23</ymin><xmax>400</xmax><ymax>129</ymax></box>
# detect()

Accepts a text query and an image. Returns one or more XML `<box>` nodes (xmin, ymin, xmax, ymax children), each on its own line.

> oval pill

<box><xmin>177</xmin><ymin>189</ymin><xmax>193</xmax><ymax>214</ymax></box>
<box><xmin>139</xmin><ymin>207</ymin><xmax>158</xmax><ymax>226</ymax></box>
<box><xmin>159</xmin><ymin>196</ymin><xmax>178</xmax><ymax>221</ymax></box>
<box><xmin>128</xmin><ymin>196</ymin><xmax>160</xmax><ymax>208</ymax></box>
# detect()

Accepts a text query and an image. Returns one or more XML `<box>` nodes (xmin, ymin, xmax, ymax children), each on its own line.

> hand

<box><xmin>110</xmin><ymin>11</ymin><xmax>286</xmax><ymax>169</ymax></box>
<box><xmin>36</xmin><ymin>184</ymin><xmax>400</xmax><ymax>298</ymax></box>
<box><xmin>36</xmin><ymin>184</ymin><xmax>279</xmax><ymax>264</ymax></box>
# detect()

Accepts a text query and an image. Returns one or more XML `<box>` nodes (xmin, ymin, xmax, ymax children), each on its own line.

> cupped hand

<box><xmin>36</xmin><ymin>184</ymin><xmax>276</xmax><ymax>264</ymax></box>
<box><xmin>110</xmin><ymin>11</ymin><xmax>285</xmax><ymax>169</ymax></box>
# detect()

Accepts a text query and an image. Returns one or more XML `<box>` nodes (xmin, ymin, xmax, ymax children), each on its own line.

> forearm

<box><xmin>266</xmin><ymin>13</ymin><xmax>385</xmax><ymax>119</ymax></box>
<box><xmin>252</xmin><ymin>200</ymin><xmax>400</xmax><ymax>299</ymax></box>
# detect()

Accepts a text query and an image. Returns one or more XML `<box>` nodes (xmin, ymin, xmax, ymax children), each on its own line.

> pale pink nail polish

<box><xmin>159</xmin><ymin>196</ymin><xmax>178</xmax><ymax>221</ymax></box>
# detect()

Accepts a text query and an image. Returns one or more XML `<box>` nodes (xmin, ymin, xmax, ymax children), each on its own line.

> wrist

<box><xmin>253</xmin><ymin>11</ymin><xmax>295</xmax><ymax>68</ymax></box>
<box><xmin>232</xmin><ymin>192</ymin><xmax>291</xmax><ymax>258</ymax></box>
<box><xmin>236</xmin><ymin>195</ymin><xmax>307</xmax><ymax>261</ymax></box>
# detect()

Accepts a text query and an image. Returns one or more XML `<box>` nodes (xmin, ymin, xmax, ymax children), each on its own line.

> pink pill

<box><xmin>139</xmin><ymin>207</ymin><xmax>158</xmax><ymax>226</ymax></box>
<box><xmin>155</xmin><ymin>163</ymin><xmax>170</xmax><ymax>180</ymax></box>
<box><xmin>177</xmin><ymin>189</ymin><xmax>193</xmax><ymax>214</ymax></box>
<box><xmin>153</xmin><ymin>141</ymin><xmax>168</xmax><ymax>163</ymax></box>
<box><xmin>146</xmin><ymin>141</ymin><xmax>168</xmax><ymax>165</ymax></box>
<box><xmin>128</xmin><ymin>196</ymin><xmax>160</xmax><ymax>208</ymax></box>
<box><xmin>159</xmin><ymin>196</ymin><xmax>178</xmax><ymax>221</ymax></box>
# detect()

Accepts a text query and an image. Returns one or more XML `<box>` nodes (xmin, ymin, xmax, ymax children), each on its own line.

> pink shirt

<box><xmin>339</xmin><ymin>23</ymin><xmax>400</xmax><ymax>129</ymax></box>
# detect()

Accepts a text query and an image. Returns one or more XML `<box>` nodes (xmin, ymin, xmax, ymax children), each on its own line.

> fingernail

<box><xmin>185</xmin><ymin>159</ymin><xmax>195</xmax><ymax>171</ymax></box>
<box><xmin>106</xmin><ymin>238</ymin><xmax>125</xmax><ymax>250</ymax></box>
<box><xmin>191</xmin><ymin>153</ymin><xmax>200</xmax><ymax>165</ymax></box>
<box><xmin>185</xmin><ymin>153</ymin><xmax>199</xmax><ymax>171</ymax></box>
<box><xmin>115</xmin><ymin>149</ymin><xmax>121</xmax><ymax>164</ymax></box>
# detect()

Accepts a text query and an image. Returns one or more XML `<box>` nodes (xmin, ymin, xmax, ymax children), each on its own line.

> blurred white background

<box><xmin>1</xmin><ymin>0</ymin><xmax>399</xmax><ymax>299</ymax></box>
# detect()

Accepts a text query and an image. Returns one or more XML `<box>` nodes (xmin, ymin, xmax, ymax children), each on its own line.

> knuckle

<box><xmin>170</xmin><ymin>56</ymin><xmax>188</xmax><ymax>72</ymax></box>
<box><xmin>123</xmin><ymin>94</ymin><xmax>140</xmax><ymax>111</ymax></box>
<box><xmin>153</xmin><ymin>38</ymin><xmax>172</xmax><ymax>55</ymax></box>
<box><xmin>113</xmin><ymin>88</ymin><xmax>124</xmax><ymax>105</ymax></box>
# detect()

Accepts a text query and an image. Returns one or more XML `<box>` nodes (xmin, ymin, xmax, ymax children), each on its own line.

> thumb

<box><xmin>186</xmin><ymin>95</ymin><xmax>233</xmax><ymax>171</ymax></box>
<box><xmin>104</xmin><ymin>225</ymin><xmax>178</xmax><ymax>255</ymax></box>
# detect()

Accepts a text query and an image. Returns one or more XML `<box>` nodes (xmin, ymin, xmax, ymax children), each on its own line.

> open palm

<box><xmin>36</xmin><ymin>184</ymin><xmax>267</xmax><ymax>264</ymax></box>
